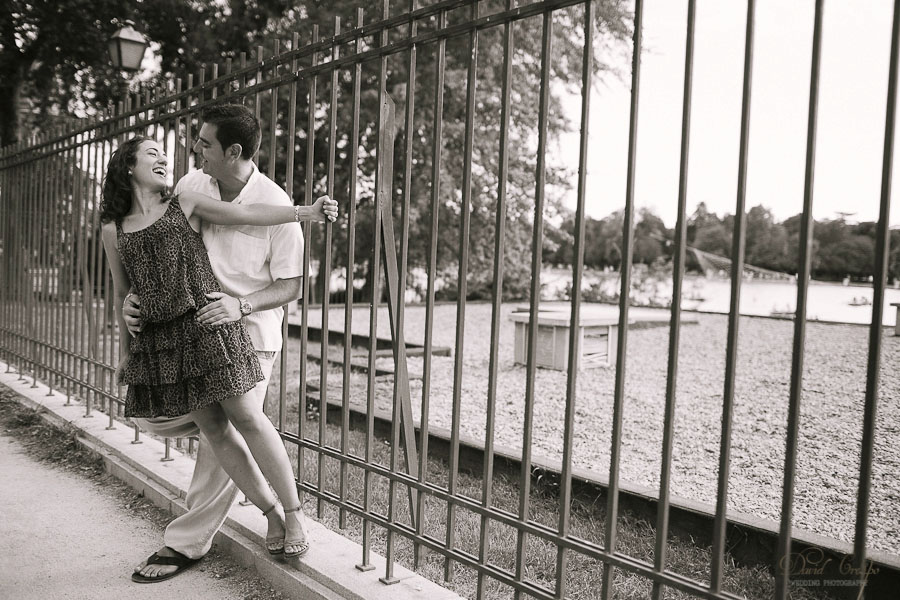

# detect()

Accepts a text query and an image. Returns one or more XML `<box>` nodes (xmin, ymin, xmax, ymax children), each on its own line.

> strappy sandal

<box><xmin>283</xmin><ymin>506</ymin><xmax>310</xmax><ymax>559</ymax></box>
<box><xmin>131</xmin><ymin>547</ymin><xmax>200</xmax><ymax>583</ymax></box>
<box><xmin>262</xmin><ymin>503</ymin><xmax>284</xmax><ymax>556</ymax></box>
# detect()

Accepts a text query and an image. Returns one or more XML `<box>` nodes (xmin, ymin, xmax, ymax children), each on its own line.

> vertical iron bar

<box><xmin>357</xmin><ymin>0</ymin><xmax>394</xmax><ymax>570</ymax></box>
<box><xmin>651</xmin><ymin>2</ymin><xmax>695</xmax><ymax>597</ymax></box>
<box><xmin>0</xmin><ymin>149</ymin><xmax>8</xmax><ymax>370</ymax></box>
<box><xmin>36</xmin><ymin>131</ymin><xmax>49</xmax><ymax>388</ymax></box>
<box><xmin>255</xmin><ymin>47</ymin><xmax>264</xmax><ymax>152</ymax></box>
<box><xmin>0</xmin><ymin>149</ymin><xmax>6</xmax><ymax>367</ymax></box>
<box><xmin>555</xmin><ymin>2</ymin><xmax>593</xmax><ymax>598</ymax></box>
<box><xmin>319</xmin><ymin>16</ymin><xmax>341</xmax><ymax>521</ymax></box>
<box><xmin>710</xmin><ymin>0</ymin><xmax>756</xmax><ymax>592</ymax></box>
<box><xmin>43</xmin><ymin>130</ymin><xmax>55</xmax><ymax>392</ymax></box>
<box><xmin>514</xmin><ymin>9</ymin><xmax>552</xmax><ymax>598</ymax></box>
<box><xmin>854</xmin><ymin>0</ymin><xmax>900</xmax><ymax>593</ymax></box>
<box><xmin>80</xmin><ymin>115</ymin><xmax>104</xmax><ymax>405</ymax></box>
<box><xmin>445</xmin><ymin>0</ymin><xmax>479</xmax><ymax>584</ymax></box>
<box><xmin>414</xmin><ymin>6</ymin><xmax>445</xmax><ymax>569</ymax></box>
<box><xmin>268</xmin><ymin>40</ymin><xmax>280</xmax><ymax>181</ymax></box>
<box><xmin>383</xmin><ymin>5</ymin><xmax>416</xmax><ymax>584</ymax></box>
<box><xmin>71</xmin><ymin>124</ymin><xmax>89</xmax><ymax>406</ymax></box>
<box><xmin>359</xmin><ymin>3</ymin><xmax>389</xmax><ymax>572</ymax></box>
<box><xmin>340</xmin><ymin>8</ymin><xmax>364</xmax><ymax>532</ymax></box>
<box><xmin>476</xmin><ymin>0</ymin><xmax>513</xmax><ymax>595</ymax></box>
<box><xmin>27</xmin><ymin>131</ymin><xmax>42</xmax><ymax>387</ymax></box>
<box><xmin>60</xmin><ymin>126</ymin><xmax>77</xmax><ymax>396</ymax></box>
<box><xmin>41</xmin><ymin>131</ymin><xmax>54</xmax><ymax>387</ymax></box>
<box><xmin>299</xmin><ymin>26</ymin><xmax>319</xmax><ymax>505</ymax></box>
<box><xmin>172</xmin><ymin>80</ymin><xmax>183</xmax><ymax>182</ymax></box>
<box><xmin>199</xmin><ymin>66</ymin><xmax>207</xmax><ymax>109</ymax></box>
<box><xmin>775</xmin><ymin>1</ymin><xmax>824</xmax><ymax>596</ymax></box>
<box><xmin>184</xmin><ymin>77</ymin><xmax>193</xmax><ymax>182</ymax></box>
<box><xmin>282</xmin><ymin>32</ymin><xmax>300</xmax><ymax>435</ymax></box>
<box><xmin>601</xmin><ymin>0</ymin><xmax>644</xmax><ymax>595</ymax></box>
<box><xmin>57</xmin><ymin>128</ymin><xmax>71</xmax><ymax>394</ymax></box>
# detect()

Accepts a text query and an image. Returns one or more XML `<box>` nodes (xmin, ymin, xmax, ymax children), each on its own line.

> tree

<box><xmin>633</xmin><ymin>207</ymin><xmax>668</xmax><ymax>265</ymax></box>
<box><xmin>256</xmin><ymin>1</ymin><xmax>631</xmax><ymax>301</ymax></box>
<box><xmin>1</xmin><ymin>0</ymin><xmax>293</xmax><ymax>147</ymax></box>
<box><xmin>744</xmin><ymin>205</ymin><xmax>789</xmax><ymax>272</ymax></box>
<box><xmin>4</xmin><ymin>1</ymin><xmax>633</xmax><ymax>303</ymax></box>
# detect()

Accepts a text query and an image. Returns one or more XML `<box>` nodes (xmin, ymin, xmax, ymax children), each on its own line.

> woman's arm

<box><xmin>178</xmin><ymin>191</ymin><xmax>338</xmax><ymax>226</ymax></box>
<box><xmin>100</xmin><ymin>224</ymin><xmax>134</xmax><ymax>360</ymax></box>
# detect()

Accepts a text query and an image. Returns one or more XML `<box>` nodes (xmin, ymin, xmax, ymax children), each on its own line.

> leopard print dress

<box><xmin>116</xmin><ymin>197</ymin><xmax>263</xmax><ymax>418</ymax></box>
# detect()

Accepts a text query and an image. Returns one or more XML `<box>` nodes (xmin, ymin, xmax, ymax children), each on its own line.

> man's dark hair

<box><xmin>199</xmin><ymin>103</ymin><xmax>261</xmax><ymax>160</ymax></box>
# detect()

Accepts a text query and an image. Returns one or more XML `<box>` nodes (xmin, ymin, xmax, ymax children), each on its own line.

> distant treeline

<box><xmin>543</xmin><ymin>202</ymin><xmax>900</xmax><ymax>283</ymax></box>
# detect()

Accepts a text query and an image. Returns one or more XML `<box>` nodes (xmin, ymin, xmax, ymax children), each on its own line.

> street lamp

<box><xmin>108</xmin><ymin>25</ymin><xmax>148</xmax><ymax>72</ymax></box>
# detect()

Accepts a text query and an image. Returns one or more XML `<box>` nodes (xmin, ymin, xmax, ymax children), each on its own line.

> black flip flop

<box><xmin>131</xmin><ymin>548</ymin><xmax>200</xmax><ymax>583</ymax></box>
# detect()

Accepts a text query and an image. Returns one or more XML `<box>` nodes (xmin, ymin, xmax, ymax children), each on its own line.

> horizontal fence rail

<box><xmin>1</xmin><ymin>1</ymin><xmax>897</xmax><ymax>598</ymax></box>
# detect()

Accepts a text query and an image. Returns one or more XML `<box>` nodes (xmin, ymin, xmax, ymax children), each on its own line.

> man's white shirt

<box><xmin>174</xmin><ymin>163</ymin><xmax>304</xmax><ymax>351</ymax></box>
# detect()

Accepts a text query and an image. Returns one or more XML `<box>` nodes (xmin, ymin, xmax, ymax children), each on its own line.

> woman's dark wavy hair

<box><xmin>100</xmin><ymin>136</ymin><xmax>152</xmax><ymax>224</ymax></box>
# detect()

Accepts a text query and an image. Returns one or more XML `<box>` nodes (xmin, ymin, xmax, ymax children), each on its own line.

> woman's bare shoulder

<box><xmin>100</xmin><ymin>221</ymin><xmax>118</xmax><ymax>247</ymax></box>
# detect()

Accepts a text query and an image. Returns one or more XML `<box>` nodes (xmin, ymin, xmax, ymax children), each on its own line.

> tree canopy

<box><xmin>1</xmin><ymin>0</ymin><xmax>294</xmax><ymax>146</ymax></box>
<box><xmin>545</xmin><ymin>202</ymin><xmax>899</xmax><ymax>284</ymax></box>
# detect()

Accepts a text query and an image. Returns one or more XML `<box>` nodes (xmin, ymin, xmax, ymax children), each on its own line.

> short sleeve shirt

<box><xmin>174</xmin><ymin>164</ymin><xmax>304</xmax><ymax>351</ymax></box>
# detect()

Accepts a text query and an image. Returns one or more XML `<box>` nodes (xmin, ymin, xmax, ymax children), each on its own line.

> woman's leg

<box><xmin>190</xmin><ymin>402</ymin><xmax>287</xmax><ymax>543</ymax></box>
<box><xmin>218</xmin><ymin>394</ymin><xmax>307</xmax><ymax>546</ymax></box>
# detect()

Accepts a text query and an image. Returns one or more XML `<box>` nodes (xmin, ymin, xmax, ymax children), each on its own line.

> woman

<box><xmin>100</xmin><ymin>136</ymin><xmax>336</xmax><ymax>561</ymax></box>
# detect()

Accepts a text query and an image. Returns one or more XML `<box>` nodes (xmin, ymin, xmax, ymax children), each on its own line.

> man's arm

<box><xmin>195</xmin><ymin>276</ymin><xmax>302</xmax><ymax>326</ymax></box>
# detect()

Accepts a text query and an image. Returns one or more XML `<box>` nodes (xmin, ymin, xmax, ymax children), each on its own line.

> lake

<box><xmin>539</xmin><ymin>269</ymin><xmax>900</xmax><ymax>326</ymax></box>
<box><xmin>689</xmin><ymin>278</ymin><xmax>900</xmax><ymax>326</ymax></box>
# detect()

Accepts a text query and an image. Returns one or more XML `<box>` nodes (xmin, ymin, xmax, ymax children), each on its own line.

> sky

<box><xmin>556</xmin><ymin>0</ymin><xmax>900</xmax><ymax>229</ymax></box>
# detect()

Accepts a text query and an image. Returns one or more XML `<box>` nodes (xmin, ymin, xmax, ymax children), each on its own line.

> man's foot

<box><xmin>283</xmin><ymin>506</ymin><xmax>309</xmax><ymax>558</ymax></box>
<box><xmin>132</xmin><ymin>547</ymin><xmax>200</xmax><ymax>583</ymax></box>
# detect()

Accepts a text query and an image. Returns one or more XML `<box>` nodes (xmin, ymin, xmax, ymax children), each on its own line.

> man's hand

<box><xmin>311</xmin><ymin>195</ymin><xmax>339</xmax><ymax>222</ymax></box>
<box><xmin>196</xmin><ymin>292</ymin><xmax>242</xmax><ymax>326</ymax></box>
<box><xmin>123</xmin><ymin>294</ymin><xmax>142</xmax><ymax>335</ymax></box>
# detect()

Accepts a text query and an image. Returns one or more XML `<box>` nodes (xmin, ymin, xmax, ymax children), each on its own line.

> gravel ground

<box><xmin>297</xmin><ymin>302</ymin><xmax>900</xmax><ymax>557</ymax></box>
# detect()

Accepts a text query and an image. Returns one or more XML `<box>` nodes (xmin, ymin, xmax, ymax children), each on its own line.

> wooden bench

<box><xmin>510</xmin><ymin>311</ymin><xmax>619</xmax><ymax>370</ymax></box>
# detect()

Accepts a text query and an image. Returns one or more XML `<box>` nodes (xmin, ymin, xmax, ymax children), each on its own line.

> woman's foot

<box><xmin>283</xmin><ymin>506</ymin><xmax>309</xmax><ymax>558</ymax></box>
<box><xmin>262</xmin><ymin>503</ymin><xmax>286</xmax><ymax>555</ymax></box>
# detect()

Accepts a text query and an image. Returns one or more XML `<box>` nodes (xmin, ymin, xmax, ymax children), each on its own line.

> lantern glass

<box><xmin>108</xmin><ymin>26</ymin><xmax>147</xmax><ymax>71</ymax></box>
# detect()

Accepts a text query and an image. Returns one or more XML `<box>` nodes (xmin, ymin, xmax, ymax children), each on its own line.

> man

<box><xmin>126</xmin><ymin>103</ymin><xmax>335</xmax><ymax>581</ymax></box>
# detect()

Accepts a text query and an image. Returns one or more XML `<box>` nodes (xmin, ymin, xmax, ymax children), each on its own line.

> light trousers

<box><xmin>132</xmin><ymin>351</ymin><xmax>277</xmax><ymax>559</ymax></box>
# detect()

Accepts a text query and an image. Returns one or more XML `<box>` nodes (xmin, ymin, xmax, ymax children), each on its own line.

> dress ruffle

<box><xmin>123</xmin><ymin>314</ymin><xmax>263</xmax><ymax>417</ymax></box>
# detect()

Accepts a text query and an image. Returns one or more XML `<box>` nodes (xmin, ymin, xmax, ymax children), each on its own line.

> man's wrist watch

<box><xmin>238</xmin><ymin>297</ymin><xmax>253</xmax><ymax>317</ymax></box>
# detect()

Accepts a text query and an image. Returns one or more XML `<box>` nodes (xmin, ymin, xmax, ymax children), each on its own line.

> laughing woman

<box><xmin>100</xmin><ymin>136</ymin><xmax>337</xmax><ymax>562</ymax></box>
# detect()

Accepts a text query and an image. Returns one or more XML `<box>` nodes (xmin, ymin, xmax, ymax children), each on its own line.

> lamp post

<box><xmin>108</xmin><ymin>25</ymin><xmax>148</xmax><ymax>72</ymax></box>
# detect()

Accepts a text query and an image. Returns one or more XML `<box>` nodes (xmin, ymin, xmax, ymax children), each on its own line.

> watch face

<box><xmin>240</xmin><ymin>299</ymin><xmax>251</xmax><ymax>315</ymax></box>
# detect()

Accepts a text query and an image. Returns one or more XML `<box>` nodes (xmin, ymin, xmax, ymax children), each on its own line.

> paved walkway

<box><xmin>0</xmin><ymin>432</ymin><xmax>254</xmax><ymax>600</ymax></box>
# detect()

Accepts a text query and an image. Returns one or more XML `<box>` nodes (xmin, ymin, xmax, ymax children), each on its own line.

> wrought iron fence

<box><xmin>1</xmin><ymin>0</ymin><xmax>897</xmax><ymax>598</ymax></box>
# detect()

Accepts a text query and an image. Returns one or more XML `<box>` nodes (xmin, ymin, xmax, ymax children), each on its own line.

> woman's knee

<box><xmin>221</xmin><ymin>397</ymin><xmax>268</xmax><ymax>434</ymax></box>
<box><xmin>192</xmin><ymin>405</ymin><xmax>231</xmax><ymax>443</ymax></box>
